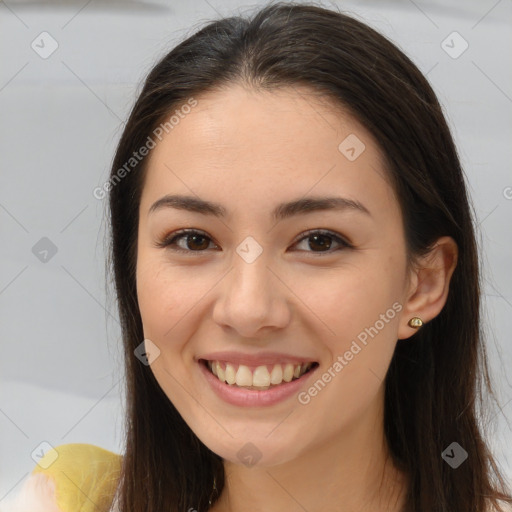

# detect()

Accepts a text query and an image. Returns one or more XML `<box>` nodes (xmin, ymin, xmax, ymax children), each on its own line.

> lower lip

<box><xmin>198</xmin><ymin>360</ymin><xmax>318</xmax><ymax>407</ymax></box>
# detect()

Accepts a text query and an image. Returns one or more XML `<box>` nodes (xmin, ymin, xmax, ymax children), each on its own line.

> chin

<box><xmin>201</xmin><ymin>429</ymin><xmax>306</xmax><ymax>468</ymax></box>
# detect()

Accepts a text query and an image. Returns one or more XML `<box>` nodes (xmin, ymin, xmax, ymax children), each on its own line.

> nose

<box><xmin>211</xmin><ymin>250</ymin><xmax>291</xmax><ymax>338</ymax></box>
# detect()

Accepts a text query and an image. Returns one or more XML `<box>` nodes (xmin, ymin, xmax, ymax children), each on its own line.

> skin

<box><xmin>136</xmin><ymin>85</ymin><xmax>458</xmax><ymax>512</ymax></box>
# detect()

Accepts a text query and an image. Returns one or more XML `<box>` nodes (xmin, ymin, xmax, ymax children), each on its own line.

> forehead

<box><xmin>140</xmin><ymin>85</ymin><xmax>398</xmax><ymax>222</ymax></box>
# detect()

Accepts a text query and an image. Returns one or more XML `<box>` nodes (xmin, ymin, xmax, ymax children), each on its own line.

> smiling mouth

<box><xmin>201</xmin><ymin>359</ymin><xmax>319</xmax><ymax>390</ymax></box>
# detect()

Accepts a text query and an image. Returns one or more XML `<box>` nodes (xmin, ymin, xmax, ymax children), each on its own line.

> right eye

<box><xmin>155</xmin><ymin>229</ymin><xmax>219</xmax><ymax>254</ymax></box>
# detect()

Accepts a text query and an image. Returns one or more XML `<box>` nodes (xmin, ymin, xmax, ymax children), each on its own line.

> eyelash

<box><xmin>154</xmin><ymin>228</ymin><xmax>353</xmax><ymax>256</ymax></box>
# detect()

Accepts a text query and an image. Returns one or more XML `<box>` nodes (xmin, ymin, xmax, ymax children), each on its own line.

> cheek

<box><xmin>137</xmin><ymin>265</ymin><xmax>171</xmax><ymax>332</ymax></box>
<box><xmin>136</xmin><ymin>254</ymin><xmax>219</xmax><ymax>356</ymax></box>
<box><xmin>136</xmin><ymin>256</ymin><xmax>189</xmax><ymax>342</ymax></box>
<box><xmin>298</xmin><ymin>273</ymin><xmax>403</xmax><ymax>424</ymax></box>
<box><xmin>136</xmin><ymin>260</ymin><xmax>196</xmax><ymax>398</ymax></box>
<box><xmin>303</xmin><ymin>256</ymin><xmax>405</xmax><ymax>407</ymax></box>
<box><xmin>307</xmin><ymin>264</ymin><xmax>403</xmax><ymax>345</ymax></box>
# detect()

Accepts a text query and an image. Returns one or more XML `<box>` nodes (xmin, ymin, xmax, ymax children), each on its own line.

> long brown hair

<box><xmin>107</xmin><ymin>3</ymin><xmax>512</xmax><ymax>511</ymax></box>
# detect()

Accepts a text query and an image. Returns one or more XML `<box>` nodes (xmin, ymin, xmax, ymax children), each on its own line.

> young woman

<box><xmin>5</xmin><ymin>3</ymin><xmax>511</xmax><ymax>512</ymax></box>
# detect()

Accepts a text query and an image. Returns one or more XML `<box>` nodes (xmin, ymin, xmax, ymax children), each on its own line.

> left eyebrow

<box><xmin>148</xmin><ymin>194</ymin><xmax>372</xmax><ymax>221</ymax></box>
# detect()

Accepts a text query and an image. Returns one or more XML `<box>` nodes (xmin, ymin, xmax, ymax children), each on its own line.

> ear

<box><xmin>398</xmin><ymin>236</ymin><xmax>458</xmax><ymax>340</ymax></box>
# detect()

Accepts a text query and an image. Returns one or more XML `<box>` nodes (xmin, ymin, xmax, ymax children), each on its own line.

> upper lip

<box><xmin>197</xmin><ymin>351</ymin><xmax>318</xmax><ymax>366</ymax></box>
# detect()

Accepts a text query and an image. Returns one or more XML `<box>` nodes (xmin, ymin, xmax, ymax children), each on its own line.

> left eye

<box><xmin>293</xmin><ymin>230</ymin><xmax>351</xmax><ymax>253</ymax></box>
<box><xmin>156</xmin><ymin>229</ymin><xmax>351</xmax><ymax>254</ymax></box>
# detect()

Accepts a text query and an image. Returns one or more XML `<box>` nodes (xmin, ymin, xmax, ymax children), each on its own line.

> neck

<box><xmin>210</xmin><ymin>387</ymin><xmax>408</xmax><ymax>512</ymax></box>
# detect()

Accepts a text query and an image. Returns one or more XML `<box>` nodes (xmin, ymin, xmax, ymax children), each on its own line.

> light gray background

<box><xmin>1</xmin><ymin>0</ymin><xmax>511</xmax><ymax>502</ymax></box>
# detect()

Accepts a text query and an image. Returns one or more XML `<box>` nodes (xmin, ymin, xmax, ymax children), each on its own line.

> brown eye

<box><xmin>156</xmin><ymin>229</ymin><xmax>218</xmax><ymax>253</ymax></box>
<box><xmin>293</xmin><ymin>230</ymin><xmax>351</xmax><ymax>254</ymax></box>
<box><xmin>156</xmin><ymin>228</ymin><xmax>351</xmax><ymax>255</ymax></box>
<box><xmin>181</xmin><ymin>233</ymin><xmax>210</xmax><ymax>251</ymax></box>
<box><xmin>307</xmin><ymin>233</ymin><xmax>332</xmax><ymax>251</ymax></box>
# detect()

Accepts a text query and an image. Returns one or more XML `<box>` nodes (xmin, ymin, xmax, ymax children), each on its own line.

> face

<box><xmin>136</xmin><ymin>85</ymin><xmax>411</xmax><ymax>467</ymax></box>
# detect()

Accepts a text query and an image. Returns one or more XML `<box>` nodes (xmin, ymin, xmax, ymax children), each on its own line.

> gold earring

<box><xmin>408</xmin><ymin>317</ymin><xmax>423</xmax><ymax>329</ymax></box>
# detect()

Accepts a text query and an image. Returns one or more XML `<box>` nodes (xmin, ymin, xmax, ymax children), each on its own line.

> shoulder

<box><xmin>0</xmin><ymin>443</ymin><xmax>122</xmax><ymax>512</ymax></box>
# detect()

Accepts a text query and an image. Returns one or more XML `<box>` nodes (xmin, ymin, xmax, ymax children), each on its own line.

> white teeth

<box><xmin>235</xmin><ymin>365</ymin><xmax>253</xmax><ymax>386</ymax></box>
<box><xmin>215</xmin><ymin>361</ymin><xmax>225</xmax><ymax>383</ymax></box>
<box><xmin>206</xmin><ymin>360</ymin><xmax>314</xmax><ymax>388</ymax></box>
<box><xmin>269</xmin><ymin>364</ymin><xmax>283</xmax><ymax>385</ymax></box>
<box><xmin>252</xmin><ymin>366</ymin><xmax>271</xmax><ymax>387</ymax></box>
<box><xmin>225</xmin><ymin>363</ymin><xmax>236</xmax><ymax>385</ymax></box>
<box><xmin>283</xmin><ymin>363</ymin><xmax>294</xmax><ymax>382</ymax></box>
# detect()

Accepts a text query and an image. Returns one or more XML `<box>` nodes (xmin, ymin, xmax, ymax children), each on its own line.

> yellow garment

<box><xmin>31</xmin><ymin>443</ymin><xmax>122</xmax><ymax>512</ymax></box>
